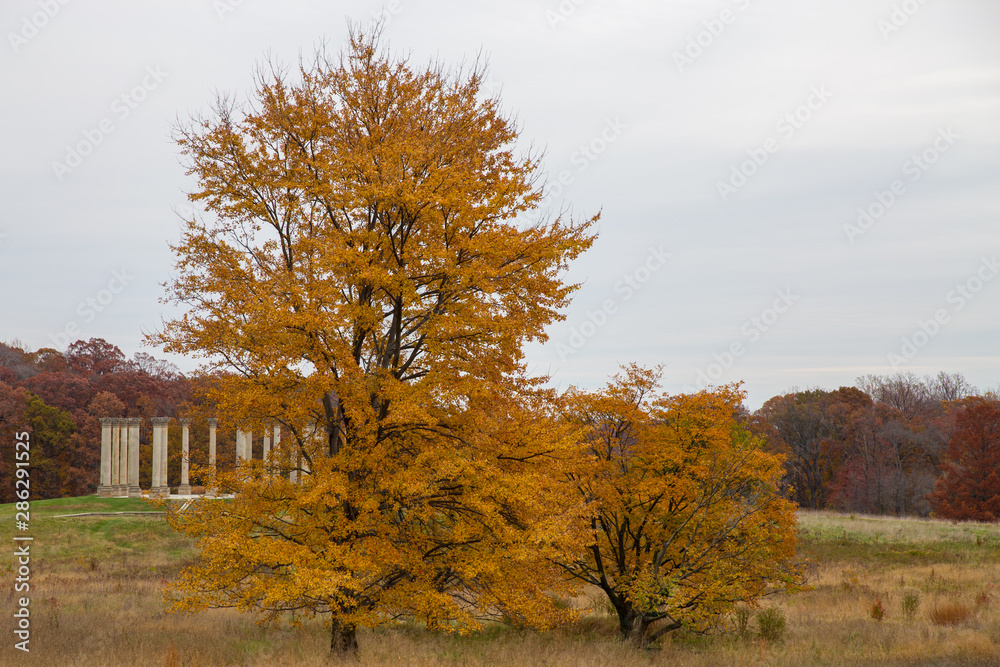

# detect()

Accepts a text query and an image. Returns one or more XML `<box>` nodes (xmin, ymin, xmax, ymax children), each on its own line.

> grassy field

<box><xmin>1</xmin><ymin>499</ymin><xmax>999</xmax><ymax>666</ymax></box>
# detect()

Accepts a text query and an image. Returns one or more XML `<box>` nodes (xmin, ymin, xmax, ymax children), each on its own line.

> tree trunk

<box><xmin>616</xmin><ymin>605</ymin><xmax>649</xmax><ymax>647</ymax></box>
<box><xmin>628</xmin><ymin>614</ymin><xmax>650</xmax><ymax>648</ymax></box>
<box><xmin>330</xmin><ymin>617</ymin><xmax>358</xmax><ymax>659</ymax></box>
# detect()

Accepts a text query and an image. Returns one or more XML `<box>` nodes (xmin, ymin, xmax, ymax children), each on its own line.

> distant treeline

<box><xmin>751</xmin><ymin>372</ymin><xmax>999</xmax><ymax>521</ymax></box>
<box><xmin>0</xmin><ymin>340</ymin><xmax>997</xmax><ymax>520</ymax></box>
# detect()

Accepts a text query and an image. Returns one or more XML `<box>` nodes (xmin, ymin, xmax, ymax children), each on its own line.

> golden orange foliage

<box><xmin>150</xmin><ymin>27</ymin><xmax>595</xmax><ymax>657</ymax></box>
<box><xmin>561</xmin><ymin>365</ymin><xmax>803</xmax><ymax>645</ymax></box>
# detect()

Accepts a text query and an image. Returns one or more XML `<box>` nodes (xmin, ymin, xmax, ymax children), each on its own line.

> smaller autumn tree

<box><xmin>927</xmin><ymin>399</ymin><xmax>1000</xmax><ymax>521</ymax></box>
<box><xmin>561</xmin><ymin>366</ymin><xmax>801</xmax><ymax>645</ymax></box>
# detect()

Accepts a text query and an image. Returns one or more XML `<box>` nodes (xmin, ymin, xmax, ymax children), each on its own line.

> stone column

<box><xmin>151</xmin><ymin>417</ymin><xmax>172</xmax><ymax>497</ymax></box>
<box><xmin>111</xmin><ymin>419</ymin><xmax>123</xmax><ymax>496</ymax></box>
<box><xmin>208</xmin><ymin>418</ymin><xmax>217</xmax><ymax>495</ymax></box>
<box><xmin>237</xmin><ymin>429</ymin><xmax>253</xmax><ymax>462</ymax></box>
<box><xmin>271</xmin><ymin>424</ymin><xmax>280</xmax><ymax>474</ymax></box>
<box><xmin>301</xmin><ymin>424</ymin><xmax>313</xmax><ymax>476</ymax></box>
<box><xmin>161</xmin><ymin>418</ymin><xmax>171</xmax><ymax>494</ymax></box>
<box><xmin>110</xmin><ymin>420</ymin><xmax>118</xmax><ymax>495</ymax></box>
<box><xmin>178</xmin><ymin>418</ymin><xmax>192</xmax><ymax>495</ymax></box>
<box><xmin>119</xmin><ymin>419</ymin><xmax>130</xmax><ymax>496</ymax></box>
<box><xmin>151</xmin><ymin>418</ymin><xmax>161</xmax><ymax>494</ymax></box>
<box><xmin>127</xmin><ymin>418</ymin><xmax>141</xmax><ymax>498</ymax></box>
<box><xmin>98</xmin><ymin>418</ymin><xmax>113</xmax><ymax>497</ymax></box>
<box><xmin>208</xmin><ymin>418</ymin><xmax>217</xmax><ymax>469</ymax></box>
<box><xmin>263</xmin><ymin>428</ymin><xmax>271</xmax><ymax>460</ymax></box>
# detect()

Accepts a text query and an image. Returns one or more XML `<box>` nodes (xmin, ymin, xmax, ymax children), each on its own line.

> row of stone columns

<box><xmin>98</xmin><ymin>418</ymin><xmax>314</xmax><ymax>497</ymax></box>
<box><xmin>97</xmin><ymin>418</ymin><xmax>141</xmax><ymax>498</ymax></box>
<box><xmin>235</xmin><ymin>425</ymin><xmax>284</xmax><ymax>463</ymax></box>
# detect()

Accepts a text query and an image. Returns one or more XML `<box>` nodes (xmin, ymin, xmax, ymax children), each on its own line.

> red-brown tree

<box><xmin>927</xmin><ymin>400</ymin><xmax>1000</xmax><ymax>521</ymax></box>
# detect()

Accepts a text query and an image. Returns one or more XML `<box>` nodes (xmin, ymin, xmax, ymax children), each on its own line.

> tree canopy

<box><xmin>153</xmin><ymin>28</ymin><xmax>596</xmax><ymax>657</ymax></box>
<box><xmin>560</xmin><ymin>366</ymin><xmax>802</xmax><ymax>645</ymax></box>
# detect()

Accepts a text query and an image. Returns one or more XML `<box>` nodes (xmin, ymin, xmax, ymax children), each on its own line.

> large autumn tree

<box><xmin>560</xmin><ymin>366</ymin><xmax>802</xmax><ymax>646</ymax></box>
<box><xmin>152</xmin><ymin>28</ymin><xmax>595</xmax><ymax>658</ymax></box>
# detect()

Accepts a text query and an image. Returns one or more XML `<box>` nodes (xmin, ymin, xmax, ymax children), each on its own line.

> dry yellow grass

<box><xmin>1</xmin><ymin>501</ymin><xmax>999</xmax><ymax>665</ymax></box>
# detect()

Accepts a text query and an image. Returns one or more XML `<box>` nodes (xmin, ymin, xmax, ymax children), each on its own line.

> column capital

<box><xmin>207</xmin><ymin>418</ymin><xmax>218</xmax><ymax>428</ymax></box>
<box><xmin>180</xmin><ymin>418</ymin><xmax>192</xmax><ymax>427</ymax></box>
<box><xmin>151</xmin><ymin>416</ymin><xmax>173</xmax><ymax>427</ymax></box>
<box><xmin>127</xmin><ymin>417</ymin><xmax>142</xmax><ymax>427</ymax></box>
<box><xmin>100</xmin><ymin>417</ymin><xmax>115</xmax><ymax>427</ymax></box>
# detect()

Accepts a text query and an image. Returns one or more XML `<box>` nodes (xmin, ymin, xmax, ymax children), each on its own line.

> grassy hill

<box><xmin>0</xmin><ymin>496</ymin><xmax>191</xmax><ymax>566</ymax></box>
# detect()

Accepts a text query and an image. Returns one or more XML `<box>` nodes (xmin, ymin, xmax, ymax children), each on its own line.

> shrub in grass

<box><xmin>733</xmin><ymin>606</ymin><xmax>752</xmax><ymax>638</ymax></box>
<box><xmin>756</xmin><ymin>608</ymin><xmax>786</xmax><ymax>641</ymax></box>
<box><xmin>589</xmin><ymin>596</ymin><xmax>616</xmax><ymax>618</ymax></box>
<box><xmin>902</xmin><ymin>589</ymin><xmax>920</xmax><ymax>621</ymax></box>
<box><xmin>929</xmin><ymin>601</ymin><xmax>972</xmax><ymax>626</ymax></box>
<box><xmin>974</xmin><ymin>583</ymin><xmax>995</xmax><ymax>610</ymax></box>
<box><xmin>869</xmin><ymin>597</ymin><xmax>886</xmax><ymax>621</ymax></box>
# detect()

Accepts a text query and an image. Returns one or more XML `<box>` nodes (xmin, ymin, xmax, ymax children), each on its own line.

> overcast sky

<box><xmin>1</xmin><ymin>0</ymin><xmax>997</xmax><ymax>408</ymax></box>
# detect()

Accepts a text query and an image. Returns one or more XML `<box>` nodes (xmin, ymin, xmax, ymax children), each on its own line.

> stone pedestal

<box><xmin>178</xmin><ymin>418</ymin><xmax>192</xmax><ymax>495</ymax></box>
<box><xmin>97</xmin><ymin>418</ymin><xmax>114</xmax><ymax>497</ymax></box>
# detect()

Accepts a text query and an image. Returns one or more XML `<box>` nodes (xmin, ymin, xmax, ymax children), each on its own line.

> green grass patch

<box><xmin>0</xmin><ymin>495</ymin><xmax>192</xmax><ymax>566</ymax></box>
<box><xmin>796</xmin><ymin>510</ymin><xmax>1000</xmax><ymax>566</ymax></box>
